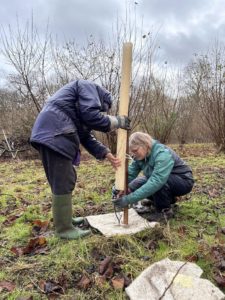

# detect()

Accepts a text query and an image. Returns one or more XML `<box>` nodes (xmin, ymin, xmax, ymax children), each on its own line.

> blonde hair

<box><xmin>129</xmin><ymin>132</ymin><xmax>153</xmax><ymax>150</ymax></box>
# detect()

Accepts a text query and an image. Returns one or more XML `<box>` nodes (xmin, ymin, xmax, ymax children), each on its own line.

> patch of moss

<box><xmin>5</xmin><ymin>223</ymin><xmax>31</xmax><ymax>244</ymax></box>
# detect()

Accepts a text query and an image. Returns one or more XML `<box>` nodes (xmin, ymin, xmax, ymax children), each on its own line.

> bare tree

<box><xmin>0</xmin><ymin>17</ymin><xmax>51</xmax><ymax>113</ymax></box>
<box><xmin>0</xmin><ymin>8</ymin><xmax>160</xmax><ymax>150</ymax></box>
<box><xmin>0</xmin><ymin>87</ymin><xmax>34</xmax><ymax>145</ymax></box>
<box><xmin>185</xmin><ymin>43</ymin><xmax>225</xmax><ymax>151</ymax></box>
<box><xmin>139</xmin><ymin>71</ymin><xmax>180</xmax><ymax>143</ymax></box>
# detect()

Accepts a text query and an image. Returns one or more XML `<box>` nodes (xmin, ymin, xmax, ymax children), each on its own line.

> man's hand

<box><xmin>116</xmin><ymin>116</ymin><xmax>131</xmax><ymax>130</ymax></box>
<box><xmin>106</xmin><ymin>153</ymin><xmax>121</xmax><ymax>169</ymax></box>
<box><xmin>112</xmin><ymin>195</ymin><xmax>129</xmax><ymax>208</ymax></box>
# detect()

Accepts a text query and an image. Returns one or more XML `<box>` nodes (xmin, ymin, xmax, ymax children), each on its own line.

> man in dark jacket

<box><xmin>30</xmin><ymin>79</ymin><xmax>130</xmax><ymax>239</ymax></box>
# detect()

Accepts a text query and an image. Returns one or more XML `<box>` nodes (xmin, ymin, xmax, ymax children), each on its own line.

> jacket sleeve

<box><xmin>79</xmin><ymin>129</ymin><xmax>110</xmax><ymax>160</ymax></box>
<box><xmin>78</xmin><ymin>82</ymin><xmax>111</xmax><ymax>132</ymax></box>
<box><xmin>128</xmin><ymin>160</ymin><xmax>141</xmax><ymax>183</ymax></box>
<box><xmin>126</xmin><ymin>149</ymin><xmax>175</xmax><ymax>203</ymax></box>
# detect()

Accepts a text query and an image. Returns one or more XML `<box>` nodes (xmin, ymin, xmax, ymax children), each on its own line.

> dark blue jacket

<box><xmin>30</xmin><ymin>80</ymin><xmax>112</xmax><ymax>160</ymax></box>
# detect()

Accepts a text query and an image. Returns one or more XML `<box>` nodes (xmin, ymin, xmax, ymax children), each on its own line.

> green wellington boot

<box><xmin>52</xmin><ymin>194</ymin><xmax>91</xmax><ymax>239</ymax></box>
<box><xmin>72</xmin><ymin>217</ymin><xmax>85</xmax><ymax>225</ymax></box>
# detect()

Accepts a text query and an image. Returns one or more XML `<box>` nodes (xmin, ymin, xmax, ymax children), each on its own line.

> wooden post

<box><xmin>115</xmin><ymin>42</ymin><xmax>133</xmax><ymax>225</ymax></box>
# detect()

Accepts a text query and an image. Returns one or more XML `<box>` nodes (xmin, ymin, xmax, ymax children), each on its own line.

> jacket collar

<box><xmin>146</xmin><ymin>139</ymin><xmax>156</xmax><ymax>159</ymax></box>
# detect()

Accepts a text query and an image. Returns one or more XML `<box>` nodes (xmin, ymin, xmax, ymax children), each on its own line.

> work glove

<box><xmin>112</xmin><ymin>184</ymin><xmax>127</xmax><ymax>199</ymax></box>
<box><xmin>112</xmin><ymin>185</ymin><xmax>119</xmax><ymax>199</ymax></box>
<box><xmin>108</xmin><ymin>115</ymin><xmax>131</xmax><ymax>131</ymax></box>
<box><xmin>116</xmin><ymin>115</ymin><xmax>131</xmax><ymax>130</ymax></box>
<box><xmin>112</xmin><ymin>195</ymin><xmax>130</xmax><ymax>208</ymax></box>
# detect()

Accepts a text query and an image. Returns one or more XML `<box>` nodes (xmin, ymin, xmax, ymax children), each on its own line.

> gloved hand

<box><xmin>112</xmin><ymin>195</ymin><xmax>129</xmax><ymax>208</ymax></box>
<box><xmin>116</xmin><ymin>115</ymin><xmax>131</xmax><ymax>130</ymax></box>
<box><xmin>112</xmin><ymin>185</ymin><xmax>119</xmax><ymax>199</ymax></box>
<box><xmin>112</xmin><ymin>185</ymin><xmax>126</xmax><ymax>200</ymax></box>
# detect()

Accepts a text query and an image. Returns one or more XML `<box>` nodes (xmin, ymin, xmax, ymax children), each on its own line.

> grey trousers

<box><xmin>37</xmin><ymin>145</ymin><xmax>76</xmax><ymax>195</ymax></box>
<box><xmin>129</xmin><ymin>173</ymin><xmax>194</xmax><ymax>211</ymax></box>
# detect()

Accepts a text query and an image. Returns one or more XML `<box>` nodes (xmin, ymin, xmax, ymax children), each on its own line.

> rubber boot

<box><xmin>52</xmin><ymin>194</ymin><xmax>91</xmax><ymax>239</ymax></box>
<box><xmin>72</xmin><ymin>217</ymin><xmax>85</xmax><ymax>225</ymax></box>
<box><xmin>141</xmin><ymin>198</ymin><xmax>153</xmax><ymax>207</ymax></box>
<box><xmin>146</xmin><ymin>207</ymin><xmax>174</xmax><ymax>222</ymax></box>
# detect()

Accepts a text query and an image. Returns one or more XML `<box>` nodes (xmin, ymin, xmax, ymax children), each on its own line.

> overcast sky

<box><xmin>1</xmin><ymin>0</ymin><xmax>225</xmax><ymax>73</ymax></box>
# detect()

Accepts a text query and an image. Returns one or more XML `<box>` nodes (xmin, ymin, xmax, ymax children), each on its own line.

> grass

<box><xmin>1</xmin><ymin>143</ymin><xmax>225</xmax><ymax>299</ymax></box>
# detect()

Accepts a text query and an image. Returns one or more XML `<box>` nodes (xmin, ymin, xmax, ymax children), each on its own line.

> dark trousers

<box><xmin>129</xmin><ymin>174</ymin><xmax>194</xmax><ymax>211</ymax></box>
<box><xmin>37</xmin><ymin>145</ymin><xmax>76</xmax><ymax>195</ymax></box>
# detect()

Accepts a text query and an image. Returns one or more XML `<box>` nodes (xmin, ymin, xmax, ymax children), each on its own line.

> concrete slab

<box><xmin>125</xmin><ymin>258</ymin><xmax>225</xmax><ymax>300</ymax></box>
<box><xmin>86</xmin><ymin>208</ymin><xmax>158</xmax><ymax>237</ymax></box>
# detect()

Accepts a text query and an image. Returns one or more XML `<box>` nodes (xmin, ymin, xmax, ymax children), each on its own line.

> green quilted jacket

<box><xmin>126</xmin><ymin>140</ymin><xmax>192</xmax><ymax>203</ymax></box>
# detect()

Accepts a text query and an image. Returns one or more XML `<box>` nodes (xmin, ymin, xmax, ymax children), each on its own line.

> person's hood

<box><xmin>95</xmin><ymin>84</ymin><xmax>112</xmax><ymax>112</ymax></box>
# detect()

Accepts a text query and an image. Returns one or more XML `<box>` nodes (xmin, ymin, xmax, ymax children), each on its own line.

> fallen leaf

<box><xmin>45</xmin><ymin>281</ymin><xmax>63</xmax><ymax>294</ymax></box>
<box><xmin>57</xmin><ymin>272</ymin><xmax>68</xmax><ymax>289</ymax></box>
<box><xmin>0</xmin><ymin>280</ymin><xmax>16</xmax><ymax>292</ymax></box>
<box><xmin>11</xmin><ymin>246</ymin><xmax>24</xmax><ymax>256</ymax></box>
<box><xmin>185</xmin><ymin>254</ymin><xmax>198</xmax><ymax>262</ymax></box>
<box><xmin>3</xmin><ymin>213</ymin><xmax>21</xmax><ymax>226</ymax></box>
<box><xmin>32</xmin><ymin>220</ymin><xmax>49</xmax><ymax>235</ymax></box>
<box><xmin>99</xmin><ymin>256</ymin><xmax>112</xmax><ymax>275</ymax></box>
<box><xmin>211</xmin><ymin>246</ymin><xmax>225</xmax><ymax>262</ymax></box>
<box><xmin>76</xmin><ymin>274</ymin><xmax>91</xmax><ymax>290</ymax></box>
<box><xmin>113</xmin><ymin>259</ymin><xmax>123</xmax><ymax>273</ymax></box>
<box><xmin>208</xmin><ymin>188</ymin><xmax>219</xmax><ymax>198</ymax></box>
<box><xmin>215</xmin><ymin>260</ymin><xmax>225</xmax><ymax>270</ymax></box>
<box><xmin>123</xmin><ymin>274</ymin><xmax>132</xmax><ymax>287</ymax></box>
<box><xmin>111</xmin><ymin>276</ymin><xmax>125</xmax><ymax>289</ymax></box>
<box><xmin>11</xmin><ymin>236</ymin><xmax>48</xmax><ymax>256</ymax></box>
<box><xmin>146</xmin><ymin>239</ymin><xmax>158</xmax><ymax>251</ymax></box>
<box><xmin>38</xmin><ymin>279</ymin><xmax>46</xmax><ymax>291</ymax></box>
<box><xmin>103</xmin><ymin>263</ymin><xmax>114</xmax><ymax>279</ymax></box>
<box><xmin>213</xmin><ymin>273</ymin><xmax>225</xmax><ymax>287</ymax></box>
<box><xmin>39</xmin><ymin>280</ymin><xmax>64</xmax><ymax>294</ymax></box>
<box><xmin>177</xmin><ymin>225</ymin><xmax>187</xmax><ymax>237</ymax></box>
<box><xmin>95</xmin><ymin>275</ymin><xmax>106</xmax><ymax>287</ymax></box>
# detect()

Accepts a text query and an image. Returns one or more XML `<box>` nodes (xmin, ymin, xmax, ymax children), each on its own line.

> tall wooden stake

<box><xmin>115</xmin><ymin>42</ymin><xmax>133</xmax><ymax>225</ymax></box>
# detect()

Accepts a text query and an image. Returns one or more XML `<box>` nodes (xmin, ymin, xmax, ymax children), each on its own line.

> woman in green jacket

<box><xmin>113</xmin><ymin>132</ymin><xmax>194</xmax><ymax>222</ymax></box>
